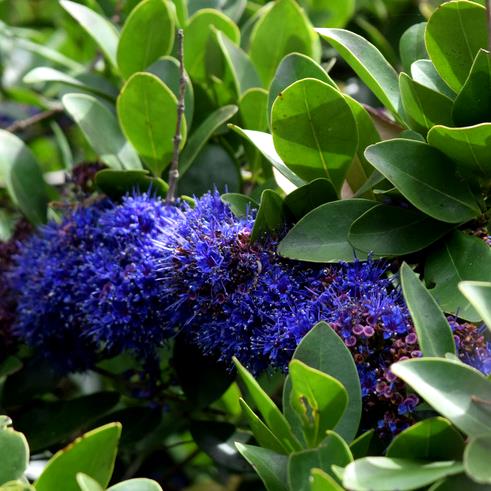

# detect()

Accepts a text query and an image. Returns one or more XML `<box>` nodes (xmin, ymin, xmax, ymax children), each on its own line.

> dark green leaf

<box><xmin>221</xmin><ymin>193</ymin><xmax>258</xmax><ymax>218</ymax></box>
<box><xmin>399</xmin><ymin>23</ymin><xmax>427</xmax><ymax>73</ymax></box>
<box><xmin>411</xmin><ymin>60</ymin><xmax>455</xmax><ymax>99</ymax></box>
<box><xmin>251</xmin><ymin>189</ymin><xmax>284</xmax><ymax>242</ymax></box>
<box><xmin>429</xmin><ymin>474</ymin><xmax>491</xmax><ymax>491</ymax></box>
<box><xmin>95</xmin><ymin>169</ymin><xmax>168</xmax><ymax>199</ymax></box>
<box><xmin>400</xmin><ymin>263</ymin><xmax>456</xmax><ymax>358</ymax></box>
<box><xmin>364</xmin><ymin>140</ymin><xmax>480</xmax><ymax>223</ymax></box>
<box><xmin>349</xmin><ymin>430</ymin><xmax>375</xmax><ymax>460</ymax></box>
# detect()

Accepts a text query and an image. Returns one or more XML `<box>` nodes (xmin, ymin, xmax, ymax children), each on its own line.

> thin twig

<box><xmin>6</xmin><ymin>107</ymin><xmax>63</xmax><ymax>133</ymax></box>
<box><xmin>166</xmin><ymin>29</ymin><xmax>186</xmax><ymax>204</ymax></box>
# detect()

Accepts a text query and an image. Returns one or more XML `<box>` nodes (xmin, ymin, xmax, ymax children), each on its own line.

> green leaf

<box><xmin>459</xmin><ymin>281</ymin><xmax>491</xmax><ymax>330</ymax></box>
<box><xmin>233</xmin><ymin>357</ymin><xmax>301</xmax><ymax>452</ymax></box>
<box><xmin>76</xmin><ymin>474</ymin><xmax>103</xmax><ymax>491</ymax></box>
<box><xmin>425</xmin><ymin>231</ymin><xmax>491</xmax><ymax>322</ymax></box>
<box><xmin>268</xmin><ymin>53</ymin><xmax>335</xmax><ymax>127</ymax></box>
<box><xmin>341</xmin><ymin>457</ymin><xmax>463</xmax><ymax>491</ymax></box>
<box><xmin>117</xmin><ymin>72</ymin><xmax>184</xmax><ymax>175</ymax></box>
<box><xmin>399</xmin><ymin>22</ymin><xmax>427</xmax><ymax>73</ymax></box>
<box><xmin>147</xmin><ymin>57</ymin><xmax>194</xmax><ymax>126</ymax></box>
<box><xmin>214</xmin><ymin>29</ymin><xmax>261</xmax><ymax>95</ymax></box>
<box><xmin>0</xmin><ymin>130</ymin><xmax>48</xmax><ymax>225</ymax></box>
<box><xmin>399</xmin><ymin>73</ymin><xmax>453</xmax><ymax>134</ymax></box>
<box><xmin>180</xmin><ymin>105</ymin><xmax>238</xmax><ymax>175</ymax></box>
<box><xmin>425</xmin><ymin>0</ymin><xmax>488</xmax><ymax>93</ymax></box>
<box><xmin>391</xmin><ymin>357</ymin><xmax>491</xmax><ymax>437</ymax></box>
<box><xmin>23</xmin><ymin>67</ymin><xmax>115</xmax><ymax>100</ymax></box>
<box><xmin>316</xmin><ymin>28</ymin><xmax>401</xmax><ymax>118</ymax></box>
<box><xmin>15</xmin><ymin>392</ymin><xmax>120</xmax><ymax>453</ymax></box>
<box><xmin>428</xmin><ymin>123</ymin><xmax>491</xmax><ymax>180</ymax></box>
<box><xmin>284</xmin><ymin>178</ymin><xmax>337</xmax><ymax>222</ymax></box>
<box><xmin>221</xmin><ymin>193</ymin><xmax>258</xmax><ymax>218</ymax></box>
<box><xmin>349</xmin><ymin>430</ymin><xmax>375</xmax><ymax>460</ymax></box>
<box><xmin>251</xmin><ymin>189</ymin><xmax>284</xmax><ymax>242</ymax></box>
<box><xmin>400</xmin><ymin>263</ymin><xmax>456</xmax><ymax>358</ymax></box>
<box><xmin>430</xmin><ymin>474</ymin><xmax>491</xmax><ymax>491</ymax></box>
<box><xmin>108</xmin><ymin>479</ymin><xmax>163</xmax><ymax>491</ymax></box>
<box><xmin>235</xmin><ymin>444</ymin><xmax>288</xmax><ymax>491</ymax></box>
<box><xmin>465</xmin><ymin>435</ymin><xmax>491</xmax><ymax>484</ymax></box>
<box><xmin>284</xmin><ymin>322</ymin><xmax>362</xmax><ymax>443</ymax></box>
<box><xmin>271</xmin><ymin>78</ymin><xmax>357</xmax><ymax>192</ymax></box>
<box><xmin>411</xmin><ymin>60</ymin><xmax>455</xmax><ymax>99</ymax></box>
<box><xmin>117</xmin><ymin>0</ymin><xmax>174</xmax><ymax>79</ymax></box>
<box><xmin>0</xmin><ymin>419</ymin><xmax>29</xmax><ymax>485</ymax></box>
<box><xmin>278</xmin><ymin>199</ymin><xmax>377</xmax><ymax>262</ymax></box>
<box><xmin>299</xmin><ymin>0</ymin><xmax>354</xmax><ymax>28</ymax></box>
<box><xmin>229</xmin><ymin>126</ymin><xmax>305</xmax><ymax>187</ymax></box>
<box><xmin>95</xmin><ymin>169</ymin><xmax>168</xmax><ymax>199</ymax></box>
<box><xmin>249</xmin><ymin>0</ymin><xmax>317</xmax><ymax>86</ymax></box>
<box><xmin>289</xmin><ymin>360</ymin><xmax>348</xmax><ymax>448</ymax></box>
<box><xmin>62</xmin><ymin>94</ymin><xmax>142</xmax><ymax>171</ymax></box>
<box><xmin>310</xmin><ymin>469</ymin><xmax>344</xmax><ymax>491</ymax></box>
<box><xmin>349</xmin><ymin>204</ymin><xmax>453</xmax><ymax>256</ymax></box>
<box><xmin>452</xmin><ymin>49</ymin><xmax>491</xmax><ymax>127</ymax></box>
<box><xmin>387</xmin><ymin>417</ymin><xmax>465</xmax><ymax>461</ymax></box>
<box><xmin>364</xmin><ymin>139</ymin><xmax>480</xmax><ymax>224</ymax></box>
<box><xmin>239</xmin><ymin>88</ymin><xmax>268</xmax><ymax>131</ymax></box>
<box><xmin>60</xmin><ymin>0</ymin><xmax>119</xmax><ymax>69</ymax></box>
<box><xmin>36</xmin><ymin>423</ymin><xmax>121</xmax><ymax>491</ymax></box>
<box><xmin>240</xmin><ymin>399</ymin><xmax>289</xmax><ymax>454</ymax></box>
<box><xmin>288</xmin><ymin>432</ymin><xmax>352</xmax><ymax>491</ymax></box>
<box><xmin>183</xmin><ymin>9</ymin><xmax>240</xmax><ymax>85</ymax></box>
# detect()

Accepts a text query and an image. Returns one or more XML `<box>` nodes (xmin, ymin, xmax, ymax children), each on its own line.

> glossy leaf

<box><xmin>452</xmin><ymin>49</ymin><xmax>491</xmax><ymax>127</ymax></box>
<box><xmin>459</xmin><ymin>281</ymin><xmax>491</xmax><ymax>330</ymax></box>
<box><xmin>108</xmin><ymin>479</ymin><xmax>163</xmax><ymax>491</ymax></box>
<box><xmin>249</xmin><ymin>0</ymin><xmax>317</xmax><ymax>86</ymax></box>
<box><xmin>289</xmin><ymin>360</ymin><xmax>348</xmax><ymax>448</ymax></box>
<box><xmin>364</xmin><ymin>139</ymin><xmax>480</xmax><ymax>223</ymax></box>
<box><xmin>317</xmin><ymin>28</ymin><xmax>401</xmax><ymax>118</ymax></box>
<box><xmin>284</xmin><ymin>322</ymin><xmax>362</xmax><ymax>443</ymax></box>
<box><xmin>180</xmin><ymin>105</ymin><xmax>238</xmax><ymax>175</ymax></box>
<box><xmin>272</xmin><ymin>78</ymin><xmax>357</xmax><ymax>191</ymax></box>
<box><xmin>117</xmin><ymin>0</ymin><xmax>174</xmax><ymax>79</ymax></box>
<box><xmin>62</xmin><ymin>94</ymin><xmax>142</xmax><ymax>171</ymax></box>
<box><xmin>349</xmin><ymin>204</ymin><xmax>453</xmax><ymax>256</ymax></box>
<box><xmin>386</xmin><ymin>417</ymin><xmax>465</xmax><ymax>460</ymax></box>
<box><xmin>251</xmin><ymin>189</ymin><xmax>284</xmax><ymax>242</ymax></box>
<box><xmin>399</xmin><ymin>23</ymin><xmax>427</xmax><ymax>73</ymax></box>
<box><xmin>349</xmin><ymin>430</ymin><xmax>375</xmax><ymax>460</ymax></box>
<box><xmin>95</xmin><ymin>169</ymin><xmax>168</xmax><ymax>199</ymax></box>
<box><xmin>425</xmin><ymin>0</ymin><xmax>488</xmax><ymax>92</ymax></box>
<box><xmin>278</xmin><ymin>199</ymin><xmax>377</xmax><ymax>262</ymax></box>
<box><xmin>425</xmin><ymin>232</ymin><xmax>491</xmax><ymax>322</ymax></box>
<box><xmin>341</xmin><ymin>457</ymin><xmax>463</xmax><ymax>491</ymax></box>
<box><xmin>0</xmin><ymin>419</ymin><xmax>29</xmax><ymax>485</ymax></box>
<box><xmin>268</xmin><ymin>53</ymin><xmax>335</xmax><ymax>126</ymax></box>
<box><xmin>411</xmin><ymin>60</ymin><xmax>455</xmax><ymax>98</ymax></box>
<box><xmin>233</xmin><ymin>357</ymin><xmax>301</xmax><ymax>452</ymax></box>
<box><xmin>464</xmin><ymin>435</ymin><xmax>491</xmax><ymax>484</ymax></box>
<box><xmin>0</xmin><ymin>130</ymin><xmax>48</xmax><ymax>225</ymax></box>
<box><xmin>310</xmin><ymin>469</ymin><xmax>344</xmax><ymax>491</ymax></box>
<box><xmin>221</xmin><ymin>193</ymin><xmax>258</xmax><ymax>218</ymax></box>
<box><xmin>76</xmin><ymin>474</ymin><xmax>103</xmax><ymax>491</ymax></box>
<box><xmin>399</xmin><ymin>72</ymin><xmax>453</xmax><ymax>134</ymax></box>
<box><xmin>60</xmin><ymin>0</ymin><xmax>119</xmax><ymax>69</ymax></box>
<box><xmin>239</xmin><ymin>88</ymin><xmax>268</xmax><ymax>131</ymax></box>
<box><xmin>400</xmin><ymin>263</ymin><xmax>456</xmax><ymax>358</ymax></box>
<box><xmin>36</xmin><ymin>423</ymin><xmax>121</xmax><ymax>491</ymax></box>
<box><xmin>427</xmin><ymin>123</ymin><xmax>491</xmax><ymax>180</ymax></box>
<box><xmin>301</xmin><ymin>0</ymin><xmax>354</xmax><ymax>27</ymax></box>
<box><xmin>288</xmin><ymin>432</ymin><xmax>352</xmax><ymax>491</ymax></box>
<box><xmin>117</xmin><ymin>72</ymin><xmax>183</xmax><ymax>176</ymax></box>
<box><xmin>235</xmin><ymin>443</ymin><xmax>289</xmax><ymax>491</ymax></box>
<box><xmin>391</xmin><ymin>358</ymin><xmax>491</xmax><ymax>437</ymax></box>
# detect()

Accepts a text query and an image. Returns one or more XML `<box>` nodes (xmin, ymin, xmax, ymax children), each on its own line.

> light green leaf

<box><xmin>108</xmin><ymin>479</ymin><xmax>163</xmax><ymax>491</ymax></box>
<box><xmin>400</xmin><ymin>263</ymin><xmax>456</xmax><ymax>357</ymax></box>
<box><xmin>235</xmin><ymin>443</ymin><xmax>289</xmax><ymax>491</ymax></box>
<box><xmin>459</xmin><ymin>281</ymin><xmax>491</xmax><ymax>331</ymax></box>
<box><xmin>117</xmin><ymin>0</ymin><xmax>175</xmax><ymax>79</ymax></box>
<box><xmin>310</xmin><ymin>469</ymin><xmax>344</xmax><ymax>491</ymax></box>
<box><xmin>411</xmin><ymin>59</ymin><xmax>455</xmax><ymax>98</ymax></box>
<box><xmin>117</xmin><ymin>72</ymin><xmax>184</xmax><ymax>175</ymax></box>
<box><xmin>391</xmin><ymin>357</ymin><xmax>491</xmax><ymax>437</ymax></box>
<box><xmin>0</xmin><ymin>419</ymin><xmax>29</xmax><ymax>486</ymax></box>
<box><xmin>249</xmin><ymin>0</ymin><xmax>317</xmax><ymax>86</ymax></box>
<box><xmin>364</xmin><ymin>139</ymin><xmax>480</xmax><ymax>223</ymax></box>
<box><xmin>60</xmin><ymin>0</ymin><xmax>119</xmax><ymax>69</ymax></box>
<box><xmin>425</xmin><ymin>0</ymin><xmax>487</xmax><ymax>92</ymax></box>
<box><xmin>399</xmin><ymin>22</ymin><xmax>427</xmax><ymax>73</ymax></box>
<box><xmin>299</xmin><ymin>0</ymin><xmax>354</xmax><ymax>28</ymax></box>
<box><xmin>62</xmin><ymin>94</ymin><xmax>142</xmax><ymax>170</ymax></box>
<box><xmin>425</xmin><ymin>232</ymin><xmax>491</xmax><ymax>322</ymax></box>
<box><xmin>36</xmin><ymin>423</ymin><xmax>121</xmax><ymax>491</ymax></box>
<box><xmin>76</xmin><ymin>474</ymin><xmax>103</xmax><ymax>491</ymax></box>
<box><xmin>278</xmin><ymin>199</ymin><xmax>377</xmax><ymax>262</ymax></box>
<box><xmin>271</xmin><ymin>78</ymin><xmax>357</xmax><ymax>191</ymax></box>
<box><xmin>316</xmin><ymin>28</ymin><xmax>401</xmax><ymax>118</ymax></box>
<box><xmin>342</xmin><ymin>457</ymin><xmax>463</xmax><ymax>491</ymax></box>
<box><xmin>0</xmin><ymin>130</ymin><xmax>48</xmax><ymax>225</ymax></box>
<box><xmin>465</xmin><ymin>435</ymin><xmax>491</xmax><ymax>484</ymax></box>
<box><xmin>221</xmin><ymin>193</ymin><xmax>258</xmax><ymax>218</ymax></box>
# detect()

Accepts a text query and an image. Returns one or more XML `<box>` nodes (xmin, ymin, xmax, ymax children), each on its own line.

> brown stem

<box><xmin>6</xmin><ymin>107</ymin><xmax>62</xmax><ymax>133</ymax></box>
<box><xmin>166</xmin><ymin>29</ymin><xmax>186</xmax><ymax>204</ymax></box>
